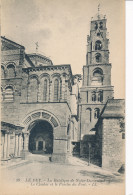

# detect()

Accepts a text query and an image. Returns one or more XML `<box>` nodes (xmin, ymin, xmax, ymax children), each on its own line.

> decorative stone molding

<box><xmin>22</xmin><ymin>110</ymin><xmax>60</xmax><ymax>130</ymax></box>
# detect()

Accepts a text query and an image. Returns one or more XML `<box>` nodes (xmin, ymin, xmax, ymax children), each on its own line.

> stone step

<box><xmin>27</xmin><ymin>153</ymin><xmax>51</xmax><ymax>162</ymax></box>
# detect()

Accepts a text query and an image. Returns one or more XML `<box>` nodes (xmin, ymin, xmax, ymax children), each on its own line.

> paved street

<box><xmin>1</xmin><ymin>155</ymin><xmax>124</xmax><ymax>187</ymax></box>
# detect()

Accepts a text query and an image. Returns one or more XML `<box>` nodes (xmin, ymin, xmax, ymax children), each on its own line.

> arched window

<box><xmin>7</xmin><ymin>64</ymin><xmax>15</xmax><ymax>77</ymax></box>
<box><xmin>95</xmin><ymin>53</ymin><xmax>102</xmax><ymax>63</ymax></box>
<box><xmin>1</xmin><ymin>66</ymin><xmax>5</xmax><ymax>78</ymax></box>
<box><xmin>44</xmin><ymin>79</ymin><xmax>47</xmax><ymax>101</ymax></box>
<box><xmin>97</xmin><ymin>32</ymin><xmax>100</xmax><ymax>37</ymax></box>
<box><xmin>92</xmin><ymin>92</ymin><xmax>96</xmax><ymax>102</ymax></box>
<box><xmin>93</xmin><ymin>68</ymin><xmax>103</xmax><ymax>77</ymax></box>
<box><xmin>95</xmin><ymin>22</ymin><xmax>98</xmax><ymax>30</ymax></box>
<box><xmin>5</xmin><ymin>86</ymin><xmax>14</xmax><ymax>102</ymax></box>
<box><xmin>92</xmin><ymin>68</ymin><xmax>103</xmax><ymax>86</ymax></box>
<box><xmin>54</xmin><ymin>79</ymin><xmax>59</xmax><ymax>101</ymax></box>
<box><xmin>98</xmin><ymin>91</ymin><xmax>103</xmax><ymax>102</ymax></box>
<box><xmin>94</xmin><ymin>108</ymin><xmax>100</xmax><ymax>119</ymax></box>
<box><xmin>99</xmin><ymin>22</ymin><xmax>103</xmax><ymax>29</ymax></box>
<box><xmin>95</xmin><ymin>40</ymin><xmax>102</xmax><ymax>50</ymax></box>
<box><xmin>86</xmin><ymin>108</ymin><xmax>92</xmax><ymax>122</ymax></box>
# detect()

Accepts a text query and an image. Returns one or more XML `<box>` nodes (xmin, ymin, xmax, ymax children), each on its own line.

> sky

<box><xmin>1</xmin><ymin>0</ymin><xmax>125</xmax><ymax>98</ymax></box>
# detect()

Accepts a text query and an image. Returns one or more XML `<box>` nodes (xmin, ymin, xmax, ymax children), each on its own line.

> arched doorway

<box><xmin>28</xmin><ymin>120</ymin><xmax>53</xmax><ymax>154</ymax></box>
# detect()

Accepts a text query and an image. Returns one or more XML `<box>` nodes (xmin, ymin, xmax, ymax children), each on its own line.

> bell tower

<box><xmin>80</xmin><ymin>11</ymin><xmax>114</xmax><ymax>136</ymax></box>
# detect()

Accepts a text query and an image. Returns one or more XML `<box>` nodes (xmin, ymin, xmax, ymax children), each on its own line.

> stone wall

<box><xmin>101</xmin><ymin>118</ymin><xmax>125</xmax><ymax>171</ymax></box>
<box><xmin>1</xmin><ymin>37</ymin><xmax>80</xmax><ymax>163</ymax></box>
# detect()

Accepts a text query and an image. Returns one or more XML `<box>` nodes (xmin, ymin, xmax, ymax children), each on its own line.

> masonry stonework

<box><xmin>1</xmin><ymin>13</ymin><xmax>125</xmax><ymax>172</ymax></box>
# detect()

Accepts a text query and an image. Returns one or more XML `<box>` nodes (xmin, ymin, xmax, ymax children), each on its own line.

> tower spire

<box><xmin>98</xmin><ymin>4</ymin><xmax>100</xmax><ymax>19</ymax></box>
<box><xmin>35</xmin><ymin>42</ymin><xmax>39</xmax><ymax>66</ymax></box>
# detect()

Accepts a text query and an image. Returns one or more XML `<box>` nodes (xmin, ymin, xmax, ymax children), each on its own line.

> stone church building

<box><xmin>0</xmin><ymin>14</ymin><xmax>125</xmax><ymax>172</ymax></box>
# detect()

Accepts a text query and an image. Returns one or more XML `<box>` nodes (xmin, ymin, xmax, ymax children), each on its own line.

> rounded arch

<box><xmin>95</xmin><ymin>53</ymin><xmax>102</xmax><ymax>63</ymax></box>
<box><xmin>28</xmin><ymin>119</ymin><xmax>54</xmax><ymax>132</ymax></box>
<box><xmin>52</xmin><ymin>75</ymin><xmax>62</xmax><ymax>102</ymax></box>
<box><xmin>7</xmin><ymin>63</ymin><xmax>16</xmax><ymax>77</ymax></box>
<box><xmin>5</xmin><ymin>85</ymin><xmax>14</xmax><ymax>90</ymax></box>
<box><xmin>93</xmin><ymin>68</ymin><xmax>103</xmax><ymax>76</ymax></box>
<box><xmin>7</xmin><ymin>63</ymin><xmax>15</xmax><ymax>69</ymax></box>
<box><xmin>99</xmin><ymin>21</ymin><xmax>103</xmax><ymax>29</ymax></box>
<box><xmin>94</xmin><ymin>108</ymin><xmax>100</xmax><ymax>119</ymax></box>
<box><xmin>29</xmin><ymin>74</ymin><xmax>39</xmax><ymax>82</ymax></box>
<box><xmin>95</xmin><ymin>40</ymin><xmax>102</xmax><ymax>50</ymax></box>
<box><xmin>51</xmin><ymin>73</ymin><xmax>61</xmax><ymax>79</ymax></box>
<box><xmin>39</xmin><ymin>74</ymin><xmax>50</xmax><ymax>102</ymax></box>
<box><xmin>86</xmin><ymin>107</ymin><xmax>92</xmax><ymax>111</ymax></box>
<box><xmin>5</xmin><ymin>85</ymin><xmax>14</xmax><ymax>101</ymax></box>
<box><xmin>21</xmin><ymin>109</ymin><xmax>61</xmax><ymax>131</ymax></box>
<box><xmin>92</xmin><ymin>68</ymin><xmax>103</xmax><ymax>86</ymax></box>
<box><xmin>61</xmin><ymin>72</ymin><xmax>68</xmax><ymax>77</ymax></box>
<box><xmin>91</xmin><ymin>91</ymin><xmax>96</xmax><ymax>102</ymax></box>
<box><xmin>86</xmin><ymin>107</ymin><xmax>92</xmax><ymax>122</ymax></box>
<box><xmin>28</xmin><ymin>119</ymin><xmax>54</xmax><ymax>154</ymax></box>
<box><xmin>39</xmin><ymin>73</ymin><xmax>50</xmax><ymax>80</ymax></box>
<box><xmin>98</xmin><ymin>91</ymin><xmax>103</xmax><ymax>102</ymax></box>
<box><xmin>5</xmin><ymin>84</ymin><xmax>15</xmax><ymax>91</ymax></box>
<box><xmin>94</xmin><ymin>22</ymin><xmax>98</xmax><ymax>30</ymax></box>
<box><xmin>54</xmin><ymin>78</ymin><xmax>59</xmax><ymax>101</ymax></box>
<box><xmin>5</xmin><ymin>62</ymin><xmax>16</xmax><ymax>68</ymax></box>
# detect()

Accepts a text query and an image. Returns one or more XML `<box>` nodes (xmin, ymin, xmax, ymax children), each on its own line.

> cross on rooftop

<box><xmin>35</xmin><ymin>42</ymin><xmax>39</xmax><ymax>53</ymax></box>
<box><xmin>98</xmin><ymin>4</ymin><xmax>100</xmax><ymax>19</ymax></box>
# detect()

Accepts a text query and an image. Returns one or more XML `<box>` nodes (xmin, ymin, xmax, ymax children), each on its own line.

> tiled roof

<box><xmin>1</xmin><ymin>36</ymin><xmax>25</xmax><ymax>49</ymax></box>
<box><xmin>101</xmin><ymin>99</ymin><xmax>125</xmax><ymax>118</ymax></box>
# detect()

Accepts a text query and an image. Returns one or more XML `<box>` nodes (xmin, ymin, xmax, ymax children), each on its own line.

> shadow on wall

<box><xmin>80</xmin><ymin>134</ymin><xmax>101</xmax><ymax>166</ymax></box>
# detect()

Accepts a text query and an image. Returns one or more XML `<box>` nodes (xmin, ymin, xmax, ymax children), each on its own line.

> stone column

<box><xmin>27</xmin><ymin>81</ymin><xmax>30</xmax><ymax>102</ymax></box>
<box><xmin>18</xmin><ymin>134</ymin><xmax>22</xmax><ymax>157</ymax></box>
<box><xmin>36</xmin><ymin>141</ymin><xmax>38</xmax><ymax>151</ymax></box>
<box><xmin>69</xmin><ymin>121</ymin><xmax>73</xmax><ymax>155</ymax></box>
<box><xmin>37</xmin><ymin>81</ymin><xmax>41</xmax><ymax>102</ymax></box>
<box><xmin>49</xmin><ymin>81</ymin><xmax>52</xmax><ymax>102</ymax></box>
<box><xmin>0</xmin><ymin>132</ymin><xmax>4</xmax><ymax>160</ymax></box>
<box><xmin>61</xmin><ymin>76</ymin><xmax>65</xmax><ymax>101</ymax></box>
<box><xmin>21</xmin><ymin>132</ymin><xmax>29</xmax><ymax>160</ymax></box>
<box><xmin>24</xmin><ymin>133</ymin><xmax>29</xmax><ymax>151</ymax></box>
<box><xmin>3</xmin><ymin>133</ymin><xmax>7</xmax><ymax>159</ymax></box>
<box><xmin>15</xmin><ymin>134</ymin><xmax>19</xmax><ymax>157</ymax></box>
<box><xmin>12</xmin><ymin>132</ymin><xmax>15</xmax><ymax>156</ymax></box>
<box><xmin>7</xmin><ymin>133</ymin><xmax>10</xmax><ymax>158</ymax></box>
<box><xmin>65</xmin><ymin>79</ymin><xmax>68</xmax><ymax>101</ymax></box>
<box><xmin>43</xmin><ymin>141</ymin><xmax>45</xmax><ymax>151</ymax></box>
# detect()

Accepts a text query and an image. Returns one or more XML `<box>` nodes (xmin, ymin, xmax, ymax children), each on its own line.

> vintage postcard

<box><xmin>0</xmin><ymin>0</ymin><xmax>125</xmax><ymax>194</ymax></box>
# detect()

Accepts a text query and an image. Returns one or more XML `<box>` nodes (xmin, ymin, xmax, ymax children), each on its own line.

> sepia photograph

<box><xmin>0</xmin><ymin>0</ymin><xmax>125</xmax><ymax>194</ymax></box>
